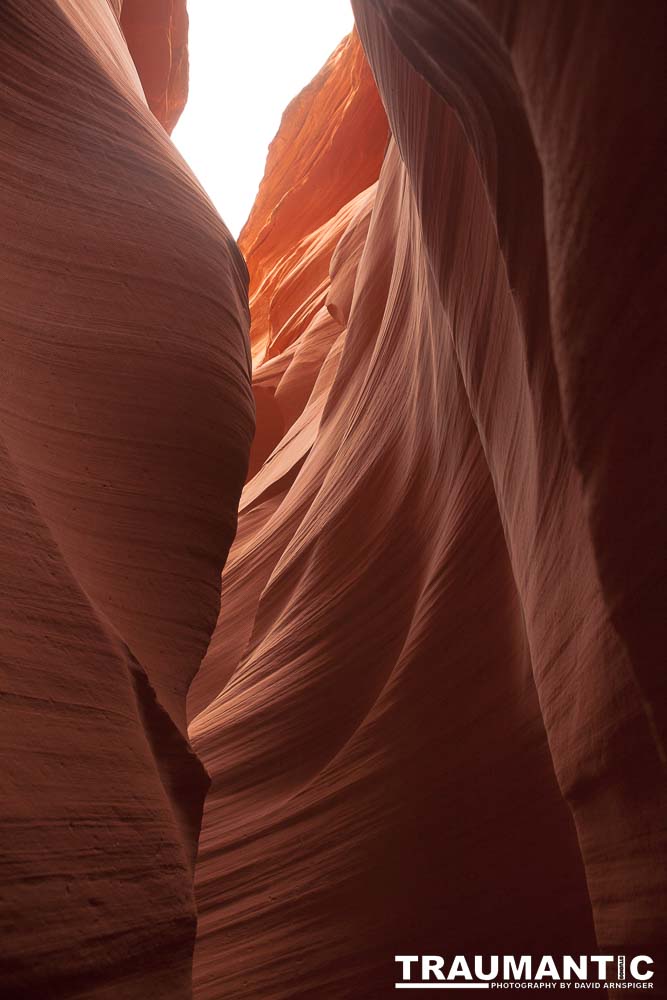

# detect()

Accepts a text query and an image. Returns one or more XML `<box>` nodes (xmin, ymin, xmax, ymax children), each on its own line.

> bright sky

<box><xmin>172</xmin><ymin>0</ymin><xmax>355</xmax><ymax>238</ymax></box>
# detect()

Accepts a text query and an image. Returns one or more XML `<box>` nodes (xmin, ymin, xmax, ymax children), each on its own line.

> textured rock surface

<box><xmin>119</xmin><ymin>0</ymin><xmax>189</xmax><ymax>134</ymax></box>
<box><xmin>238</xmin><ymin>31</ymin><xmax>388</xmax><ymax>366</ymax></box>
<box><xmin>2</xmin><ymin>2</ymin><xmax>664</xmax><ymax>998</ymax></box>
<box><xmin>189</xmin><ymin>6</ymin><xmax>666</xmax><ymax>1000</ymax></box>
<box><xmin>0</xmin><ymin>1</ymin><xmax>252</xmax><ymax>996</ymax></box>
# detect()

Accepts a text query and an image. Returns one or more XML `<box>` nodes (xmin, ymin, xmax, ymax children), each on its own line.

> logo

<box><xmin>394</xmin><ymin>955</ymin><xmax>655</xmax><ymax>990</ymax></box>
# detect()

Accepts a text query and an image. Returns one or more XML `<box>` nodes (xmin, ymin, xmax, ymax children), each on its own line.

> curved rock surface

<box><xmin>0</xmin><ymin>1</ymin><xmax>252</xmax><ymax>996</ymax></box>
<box><xmin>2</xmin><ymin>2</ymin><xmax>664</xmax><ymax>998</ymax></box>
<box><xmin>238</xmin><ymin>31</ymin><xmax>388</xmax><ymax>367</ymax></box>
<box><xmin>119</xmin><ymin>0</ymin><xmax>189</xmax><ymax>134</ymax></box>
<box><xmin>189</xmin><ymin>6</ymin><xmax>666</xmax><ymax>999</ymax></box>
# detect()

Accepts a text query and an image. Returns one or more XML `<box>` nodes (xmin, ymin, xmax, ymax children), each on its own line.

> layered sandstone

<box><xmin>0</xmin><ymin>1</ymin><xmax>252</xmax><ymax>996</ymax></box>
<box><xmin>188</xmin><ymin>6</ymin><xmax>666</xmax><ymax>999</ymax></box>
<box><xmin>1</xmin><ymin>2</ymin><xmax>664</xmax><ymax>998</ymax></box>
<box><xmin>119</xmin><ymin>0</ymin><xmax>189</xmax><ymax>134</ymax></box>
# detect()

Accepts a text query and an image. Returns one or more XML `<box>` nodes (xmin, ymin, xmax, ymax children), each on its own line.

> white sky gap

<box><xmin>172</xmin><ymin>0</ymin><xmax>355</xmax><ymax>237</ymax></box>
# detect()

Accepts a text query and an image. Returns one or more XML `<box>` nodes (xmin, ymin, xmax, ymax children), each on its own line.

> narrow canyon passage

<box><xmin>0</xmin><ymin>2</ymin><xmax>664</xmax><ymax>999</ymax></box>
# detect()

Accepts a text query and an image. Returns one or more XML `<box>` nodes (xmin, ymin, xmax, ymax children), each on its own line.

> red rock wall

<box><xmin>0</xmin><ymin>1</ymin><xmax>252</xmax><ymax>996</ymax></box>
<box><xmin>119</xmin><ymin>0</ymin><xmax>189</xmax><ymax>134</ymax></box>
<box><xmin>2</xmin><ymin>2</ymin><xmax>664</xmax><ymax>998</ymax></box>
<box><xmin>353</xmin><ymin>0</ymin><xmax>667</xmax><ymax>956</ymax></box>
<box><xmin>188</xmin><ymin>6</ymin><xmax>666</xmax><ymax>1000</ymax></box>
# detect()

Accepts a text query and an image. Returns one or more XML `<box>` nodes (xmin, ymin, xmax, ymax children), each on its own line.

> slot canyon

<box><xmin>0</xmin><ymin>1</ymin><xmax>665</xmax><ymax>998</ymax></box>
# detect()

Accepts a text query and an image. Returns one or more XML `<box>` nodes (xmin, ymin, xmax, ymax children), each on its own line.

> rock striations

<box><xmin>1</xmin><ymin>2</ymin><xmax>664</xmax><ymax>999</ymax></box>
<box><xmin>188</xmin><ymin>5</ymin><xmax>666</xmax><ymax>1000</ymax></box>
<box><xmin>0</xmin><ymin>1</ymin><xmax>252</xmax><ymax>997</ymax></box>
<box><xmin>119</xmin><ymin>0</ymin><xmax>190</xmax><ymax>135</ymax></box>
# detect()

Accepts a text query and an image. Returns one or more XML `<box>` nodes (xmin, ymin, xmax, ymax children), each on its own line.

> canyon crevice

<box><xmin>0</xmin><ymin>2</ymin><xmax>665</xmax><ymax>999</ymax></box>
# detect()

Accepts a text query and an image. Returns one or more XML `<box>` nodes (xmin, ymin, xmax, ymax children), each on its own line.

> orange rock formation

<box><xmin>1</xmin><ymin>2</ymin><xmax>665</xmax><ymax>999</ymax></box>
<box><xmin>188</xmin><ymin>6</ymin><xmax>666</xmax><ymax>999</ymax></box>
